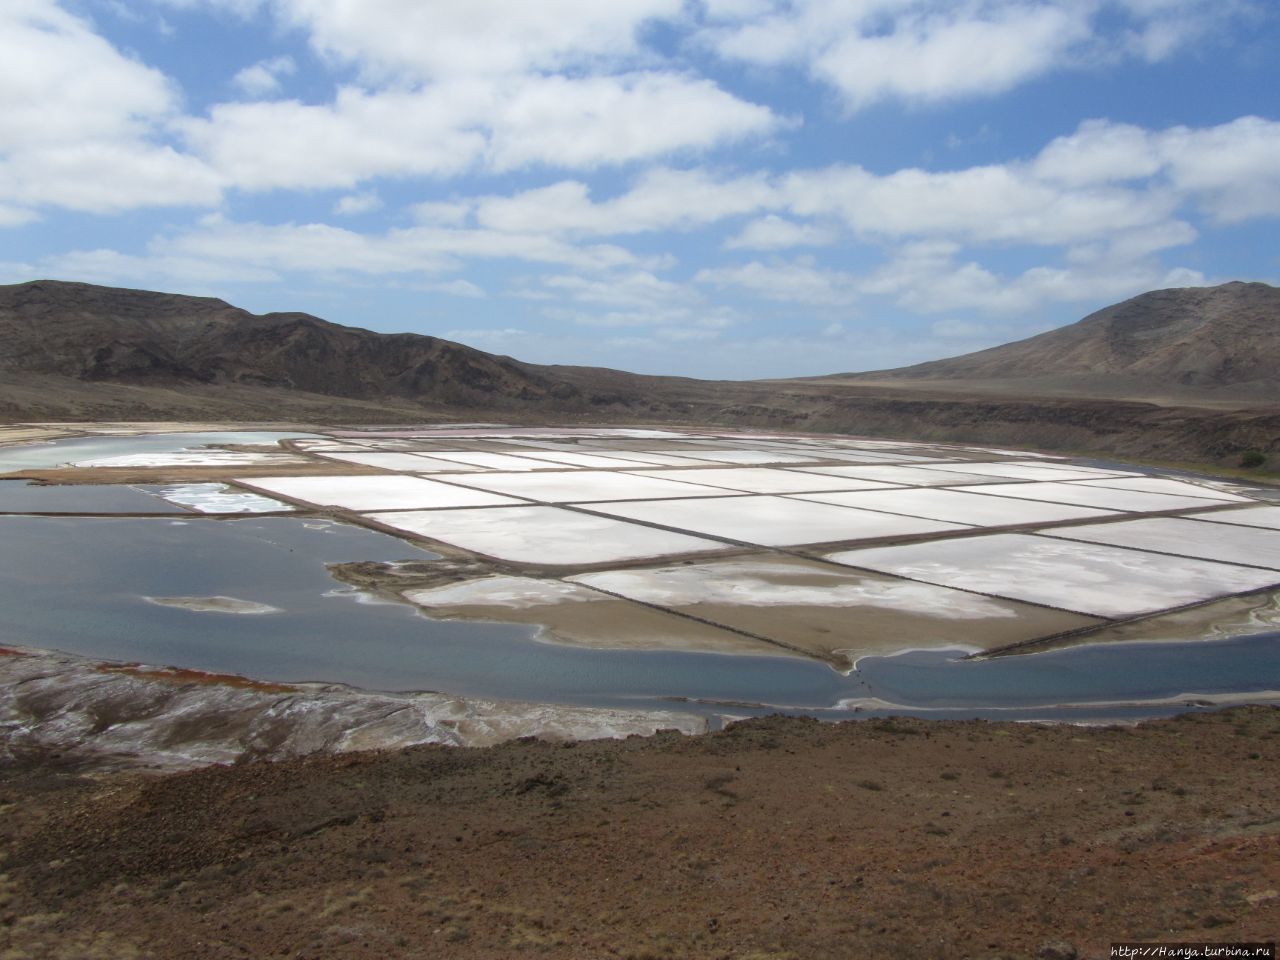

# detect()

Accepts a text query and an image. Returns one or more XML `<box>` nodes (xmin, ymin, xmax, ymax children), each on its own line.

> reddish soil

<box><xmin>3</xmin><ymin>708</ymin><xmax>1278</xmax><ymax>959</ymax></box>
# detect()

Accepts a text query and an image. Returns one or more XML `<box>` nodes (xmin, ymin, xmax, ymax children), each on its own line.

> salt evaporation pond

<box><xmin>0</xmin><ymin>514</ymin><xmax>1277</xmax><ymax>721</ymax></box>
<box><xmin>0</xmin><ymin>431</ymin><xmax>315</xmax><ymax>470</ymax></box>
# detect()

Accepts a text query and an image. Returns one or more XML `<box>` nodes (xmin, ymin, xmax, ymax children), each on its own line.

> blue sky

<box><xmin>2</xmin><ymin>1</ymin><xmax>1278</xmax><ymax>378</ymax></box>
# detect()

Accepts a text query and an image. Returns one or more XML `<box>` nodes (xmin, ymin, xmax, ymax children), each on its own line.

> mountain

<box><xmin>833</xmin><ymin>281</ymin><xmax>1280</xmax><ymax>401</ymax></box>
<box><xmin>0</xmin><ymin>279</ymin><xmax>591</xmax><ymax>410</ymax></box>
<box><xmin>1</xmin><ymin>278</ymin><xmax>1278</xmax><ymax>470</ymax></box>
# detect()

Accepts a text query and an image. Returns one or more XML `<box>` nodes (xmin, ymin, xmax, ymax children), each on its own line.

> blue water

<box><xmin>0</xmin><ymin>431</ymin><xmax>315</xmax><ymax>471</ymax></box>
<box><xmin>0</xmin><ymin>479</ymin><xmax>184</xmax><ymax>514</ymax></box>
<box><xmin>0</xmin><ymin>514</ymin><xmax>1276</xmax><ymax>721</ymax></box>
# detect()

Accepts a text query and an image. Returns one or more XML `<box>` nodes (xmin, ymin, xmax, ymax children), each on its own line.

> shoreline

<box><xmin>5</xmin><ymin>635</ymin><xmax>1280</xmax><ymax>778</ymax></box>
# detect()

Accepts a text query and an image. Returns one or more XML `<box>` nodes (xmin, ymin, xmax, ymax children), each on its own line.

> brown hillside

<box><xmin>838</xmin><ymin>281</ymin><xmax>1280</xmax><ymax>400</ymax></box>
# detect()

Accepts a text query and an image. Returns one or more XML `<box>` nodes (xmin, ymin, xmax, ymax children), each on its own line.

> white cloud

<box><xmin>271</xmin><ymin>0</ymin><xmax>684</xmax><ymax>80</ymax></box>
<box><xmin>725</xmin><ymin>214</ymin><xmax>837</xmax><ymax>249</ymax></box>
<box><xmin>57</xmin><ymin>213</ymin><xmax>655</xmax><ymax>288</ymax></box>
<box><xmin>782</xmin><ymin>162</ymin><xmax>1181</xmax><ymax>247</ymax></box>
<box><xmin>695</xmin><ymin>257</ymin><xmax>859</xmax><ymax>305</ymax></box>
<box><xmin>42</xmin><ymin>247</ymin><xmax>279</xmax><ymax>287</ymax></box>
<box><xmin>181</xmin><ymin>73</ymin><xmax>779</xmax><ymax>188</ymax></box>
<box><xmin>1158</xmin><ymin>116</ymin><xmax>1280</xmax><ymax>223</ymax></box>
<box><xmin>483</xmin><ymin>73</ymin><xmax>780</xmax><ymax>171</ymax></box>
<box><xmin>811</xmin><ymin>4</ymin><xmax>1092</xmax><ymax>111</ymax></box>
<box><xmin>542</xmin><ymin>271</ymin><xmax>698</xmax><ymax>308</ymax></box>
<box><xmin>1034</xmin><ymin>116</ymin><xmax>1280</xmax><ymax>223</ymax></box>
<box><xmin>333</xmin><ymin>191</ymin><xmax>383</xmax><ymax>215</ymax></box>
<box><xmin>0</xmin><ymin>204</ymin><xmax>39</xmax><ymax>227</ymax></box>
<box><xmin>0</xmin><ymin>0</ymin><xmax>221</xmax><ymax>219</ymax></box>
<box><xmin>423</xmin><ymin>279</ymin><xmax>485</xmax><ymax>298</ymax></box>
<box><xmin>704</xmin><ymin>1</ymin><xmax>1252</xmax><ymax>112</ymax></box>
<box><xmin>861</xmin><ymin>239</ymin><xmax>1206</xmax><ymax>315</ymax></box>
<box><xmin>475</xmin><ymin>168</ymin><xmax>778</xmax><ymax>236</ymax></box>
<box><xmin>231</xmin><ymin>55</ymin><xmax>296</xmax><ymax>97</ymax></box>
<box><xmin>1032</xmin><ymin>119</ymin><xmax>1164</xmax><ymax>185</ymax></box>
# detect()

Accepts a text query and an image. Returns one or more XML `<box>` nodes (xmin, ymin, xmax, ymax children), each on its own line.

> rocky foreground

<box><xmin>2</xmin><ymin>707</ymin><xmax>1277</xmax><ymax>959</ymax></box>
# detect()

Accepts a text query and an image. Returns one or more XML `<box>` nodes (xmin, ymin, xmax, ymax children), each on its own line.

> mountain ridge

<box><xmin>832</xmin><ymin>280</ymin><xmax>1280</xmax><ymax>399</ymax></box>
<box><xmin>2</xmin><ymin>278</ymin><xmax>1278</xmax><ymax>470</ymax></box>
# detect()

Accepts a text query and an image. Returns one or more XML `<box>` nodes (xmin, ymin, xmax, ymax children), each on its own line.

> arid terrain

<box><xmin>3</xmin><ymin>280</ymin><xmax>1279</xmax><ymax>471</ymax></box>
<box><xmin>3</xmin><ymin>708</ymin><xmax>1278</xmax><ymax>959</ymax></box>
<box><xmin>3</xmin><ymin>282</ymin><xmax>1280</xmax><ymax>958</ymax></box>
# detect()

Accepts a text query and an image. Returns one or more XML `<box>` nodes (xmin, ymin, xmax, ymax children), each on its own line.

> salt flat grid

<box><xmin>506</xmin><ymin>450</ymin><xmax>669</xmax><ymax>469</ymax></box>
<box><xmin>312</xmin><ymin>451</ymin><xmax>486</xmax><ymax>472</ymax></box>
<box><xmin>437</xmin><ymin>469</ymin><xmax>746</xmax><ymax>503</ymax></box>
<box><xmin>584</xmin><ymin>495</ymin><xmax>969</xmax><ymax>547</ymax></box>
<box><xmin>912</xmin><ymin>461</ymin><xmax>1139</xmax><ymax>482</ymax></box>
<box><xmin>653</xmin><ymin>450</ymin><xmax>821</xmax><ymax>465</ymax></box>
<box><xmin>1044</xmin><ymin>516</ymin><xmax>1280</xmax><ymax>570</ymax></box>
<box><xmin>1070</xmin><ymin>476</ymin><xmax>1249</xmax><ymax>501</ymax></box>
<box><xmin>826</xmin><ymin>533</ymin><xmax>1280</xmax><ymax>618</ymax></box>
<box><xmin>957</xmin><ymin>446</ymin><xmax>1063</xmax><ymax>459</ymax></box>
<box><xmin>629</xmin><ymin>467</ymin><xmax>900</xmax><ymax>495</ymax></box>
<box><xmin>767</xmin><ymin>450</ymin><xmax>914</xmax><ymax>464</ymax></box>
<box><xmin>370</xmin><ymin>505</ymin><xmax>730</xmax><ymax>565</ymax></box>
<box><xmin>570</xmin><ymin>557</ymin><xmax>1029</xmax><ymax>618</ymax></box>
<box><xmin>789</xmin><ymin>487</ymin><xmax>1117</xmax><ymax>526</ymax></box>
<box><xmin>1184</xmin><ymin>505</ymin><xmax>1280</xmax><ymax>530</ymax></box>
<box><xmin>564</xmin><ymin>450</ymin><xmax>739</xmax><ymax>466</ymax></box>
<box><xmin>783</xmin><ymin>464</ymin><xmax>1025</xmax><ymax>486</ymax></box>
<box><xmin>952</xmin><ymin>481</ymin><xmax>1228</xmax><ymax>513</ymax></box>
<box><xmin>156</xmin><ymin>483</ymin><xmax>293</xmax><ymax>514</ymax></box>
<box><xmin>423</xmin><ymin>451</ymin><xmax>558</xmax><ymax>470</ymax></box>
<box><xmin>238</xmin><ymin>475</ymin><xmax>525</xmax><ymax>511</ymax></box>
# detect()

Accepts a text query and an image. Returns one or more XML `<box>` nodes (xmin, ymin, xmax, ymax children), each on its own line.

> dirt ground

<box><xmin>3</xmin><ymin>708</ymin><xmax>1277</xmax><ymax>960</ymax></box>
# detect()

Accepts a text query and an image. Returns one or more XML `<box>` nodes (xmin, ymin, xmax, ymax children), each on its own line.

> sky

<box><xmin>1</xmin><ymin>1</ymin><xmax>1278</xmax><ymax>379</ymax></box>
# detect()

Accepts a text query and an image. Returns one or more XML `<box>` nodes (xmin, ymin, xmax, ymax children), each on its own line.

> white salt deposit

<box><xmin>311</xmin><ymin>451</ymin><xmax>484</xmax><ymax>472</ymax></box>
<box><xmin>666</xmin><ymin>450</ymin><xmax>819</xmax><ymax>465</ymax></box>
<box><xmin>405</xmin><ymin>576</ymin><xmax>601</xmax><ymax>609</ymax></box>
<box><xmin>784</xmin><ymin>465</ymin><xmax>1019</xmax><ymax>486</ymax></box>
<box><xmin>238</xmin><ymin>475</ymin><xmax>524</xmax><ymax>511</ymax></box>
<box><xmin>826</xmin><ymin>533</ymin><xmax>1280</xmax><ymax>618</ymax></box>
<box><xmin>425</xmin><ymin>451</ymin><xmax>551</xmax><ymax>470</ymax></box>
<box><xmin>953</xmin><ymin>481</ymin><xmax>1229</xmax><ymax>512</ymax></box>
<box><xmin>570</xmin><ymin>450</ymin><xmax>735</xmax><ymax>466</ymax></box>
<box><xmin>585</xmin><ymin>495</ymin><xmax>968</xmax><ymax>546</ymax></box>
<box><xmin>630</xmin><ymin>467</ymin><xmax>898</xmax><ymax>495</ymax></box>
<box><xmin>77</xmin><ymin>450</ymin><xmax>305</xmax><ymax>467</ymax></box>
<box><xmin>1071</xmin><ymin>477</ymin><xmax>1249</xmax><ymax>501</ymax></box>
<box><xmin>914</xmin><ymin>461</ymin><xmax>1137</xmax><ymax>482</ymax></box>
<box><xmin>570</xmin><ymin>560</ymin><xmax>1018</xmax><ymax>619</ymax></box>
<box><xmin>790</xmin><ymin>488</ymin><xmax>1115</xmax><ymax>525</ymax></box>
<box><xmin>1045</xmin><ymin>516</ymin><xmax>1280</xmax><ymax>570</ymax></box>
<box><xmin>370</xmin><ymin>506</ymin><xmax>729</xmax><ymax>565</ymax></box>
<box><xmin>507</xmin><ymin>450</ymin><xmax>667</xmax><ymax>469</ymax></box>
<box><xmin>153</xmin><ymin>483</ymin><xmax>292</xmax><ymax>514</ymax></box>
<box><xmin>1185</xmin><ymin>505</ymin><xmax>1280</xmax><ymax>531</ymax></box>
<box><xmin>441</xmin><ymin>470</ymin><xmax>739</xmax><ymax>503</ymax></box>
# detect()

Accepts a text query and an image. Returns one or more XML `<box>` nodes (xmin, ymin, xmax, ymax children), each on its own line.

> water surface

<box><xmin>0</xmin><ymin>431</ymin><xmax>315</xmax><ymax>471</ymax></box>
<box><xmin>0</xmin><ymin>514</ymin><xmax>1276</xmax><ymax>721</ymax></box>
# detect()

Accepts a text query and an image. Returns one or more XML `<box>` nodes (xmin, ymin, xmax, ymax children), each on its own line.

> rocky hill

<box><xmin>838</xmin><ymin>281</ymin><xmax>1280</xmax><ymax>401</ymax></box>
<box><xmin>2</xmin><ymin>278</ymin><xmax>1278</xmax><ymax>470</ymax></box>
<box><xmin>0</xmin><ymin>279</ymin><xmax>589</xmax><ymax>409</ymax></box>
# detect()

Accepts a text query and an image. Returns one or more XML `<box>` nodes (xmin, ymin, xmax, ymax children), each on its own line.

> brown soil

<box><xmin>4</xmin><ymin>708</ymin><xmax>1278</xmax><ymax>959</ymax></box>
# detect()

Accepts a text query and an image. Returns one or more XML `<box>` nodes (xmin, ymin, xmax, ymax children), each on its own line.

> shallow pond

<box><xmin>0</xmin><ymin>479</ymin><xmax>184</xmax><ymax>514</ymax></box>
<box><xmin>0</xmin><ymin>514</ymin><xmax>1277</xmax><ymax>721</ymax></box>
<box><xmin>0</xmin><ymin>431</ymin><xmax>315</xmax><ymax>471</ymax></box>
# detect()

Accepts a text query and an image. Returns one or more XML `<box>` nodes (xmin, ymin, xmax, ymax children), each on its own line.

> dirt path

<box><xmin>3</xmin><ymin>708</ymin><xmax>1278</xmax><ymax>959</ymax></box>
